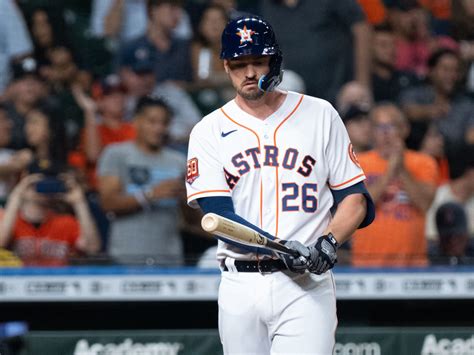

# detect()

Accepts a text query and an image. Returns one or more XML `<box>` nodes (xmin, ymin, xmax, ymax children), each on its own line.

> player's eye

<box><xmin>229</xmin><ymin>63</ymin><xmax>246</xmax><ymax>70</ymax></box>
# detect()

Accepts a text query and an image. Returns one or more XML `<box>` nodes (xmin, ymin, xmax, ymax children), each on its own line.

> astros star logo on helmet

<box><xmin>236</xmin><ymin>25</ymin><xmax>255</xmax><ymax>44</ymax></box>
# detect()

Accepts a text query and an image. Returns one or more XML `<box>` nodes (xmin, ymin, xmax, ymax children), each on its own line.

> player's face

<box><xmin>224</xmin><ymin>56</ymin><xmax>271</xmax><ymax>100</ymax></box>
<box><xmin>135</xmin><ymin>106</ymin><xmax>170</xmax><ymax>151</ymax></box>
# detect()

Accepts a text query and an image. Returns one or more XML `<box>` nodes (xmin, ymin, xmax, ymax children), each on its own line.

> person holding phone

<box><xmin>0</xmin><ymin>173</ymin><xmax>101</xmax><ymax>266</ymax></box>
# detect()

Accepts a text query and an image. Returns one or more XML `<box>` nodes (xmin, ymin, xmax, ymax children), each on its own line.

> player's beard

<box><xmin>237</xmin><ymin>81</ymin><xmax>264</xmax><ymax>100</ymax></box>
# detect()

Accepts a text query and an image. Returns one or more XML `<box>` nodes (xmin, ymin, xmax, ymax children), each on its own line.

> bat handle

<box><xmin>281</xmin><ymin>247</ymin><xmax>301</xmax><ymax>258</ymax></box>
<box><xmin>288</xmin><ymin>249</ymin><xmax>301</xmax><ymax>258</ymax></box>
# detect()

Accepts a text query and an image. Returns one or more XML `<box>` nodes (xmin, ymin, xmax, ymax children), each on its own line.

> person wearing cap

<box><xmin>426</xmin><ymin>146</ymin><xmax>474</xmax><ymax>245</ymax></box>
<box><xmin>2</xmin><ymin>57</ymin><xmax>48</xmax><ymax>150</ymax></box>
<box><xmin>336</xmin><ymin>81</ymin><xmax>374</xmax><ymax>153</ymax></box>
<box><xmin>118</xmin><ymin>43</ymin><xmax>157</xmax><ymax>107</ymax></box>
<box><xmin>118</xmin><ymin>41</ymin><xmax>201</xmax><ymax>151</ymax></box>
<box><xmin>432</xmin><ymin>202</ymin><xmax>472</xmax><ymax>265</ymax></box>
<box><xmin>341</xmin><ymin>104</ymin><xmax>373</xmax><ymax>154</ymax></box>
<box><xmin>71</xmin><ymin>75</ymin><xmax>135</xmax><ymax>189</ymax></box>
<box><xmin>186</xmin><ymin>14</ymin><xmax>375</xmax><ymax>354</ymax></box>
<box><xmin>117</xmin><ymin>0</ymin><xmax>192</xmax><ymax>86</ymax></box>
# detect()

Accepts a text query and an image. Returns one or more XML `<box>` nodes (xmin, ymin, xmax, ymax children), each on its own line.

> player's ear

<box><xmin>223</xmin><ymin>60</ymin><xmax>230</xmax><ymax>74</ymax></box>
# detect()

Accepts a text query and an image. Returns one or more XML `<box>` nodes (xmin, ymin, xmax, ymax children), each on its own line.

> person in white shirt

<box><xmin>0</xmin><ymin>0</ymin><xmax>33</xmax><ymax>95</ymax></box>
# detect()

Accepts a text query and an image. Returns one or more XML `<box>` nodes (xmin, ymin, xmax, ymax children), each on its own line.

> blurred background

<box><xmin>0</xmin><ymin>0</ymin><xmax>473</xmax><ymax>354</ymax></box>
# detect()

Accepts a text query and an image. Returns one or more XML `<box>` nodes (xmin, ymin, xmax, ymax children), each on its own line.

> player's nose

<box><xmin>244</xmin><ymin>64</ymin><xmax>257</xmax><ymax>78</ymax></box>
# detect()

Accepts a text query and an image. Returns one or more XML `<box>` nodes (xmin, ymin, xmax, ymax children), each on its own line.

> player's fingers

<box><xmin>287</xmin><ymin>241</ymin><xmax>310</xmax><ymax>258</ymax></box>
<box><xmin>315</xmin><ymin>258</ymin><xmax>326</xmax><ymax>274</ymax></box>
<box><xmin>321</xmin><ymin>261</ymin><xmax>329</xmax><ymax>273</ymax></box>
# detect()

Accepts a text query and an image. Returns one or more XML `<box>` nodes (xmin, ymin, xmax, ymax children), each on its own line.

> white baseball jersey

<box><xmin>186</xmin><ymin>91</ymin><xmax>366</xmax><ymax>261</ymax></box>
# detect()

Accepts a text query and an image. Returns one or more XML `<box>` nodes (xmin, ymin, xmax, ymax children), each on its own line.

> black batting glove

<box><xmin>277</xmin><ymin>240</ymin><xmax>311</xmax><ymax>274</ymax></box>
<box><xmin>307</xmin><ymin>233</ymin><xmax>339</xmax><ymax>275</ymax></box>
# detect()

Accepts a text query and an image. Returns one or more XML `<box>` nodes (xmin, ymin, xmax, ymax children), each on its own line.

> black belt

<box><xmin>222</xmin><ymin>259</ymin><xmax>287</xmax><ymax>273</ymax></box>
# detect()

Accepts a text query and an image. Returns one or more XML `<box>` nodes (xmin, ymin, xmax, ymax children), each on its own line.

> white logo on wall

<box><xmin>333</xmin><ymin>342</ymin><xmax>381</xmax><ymax>355</ymax></box>
<box><xmin>74</xmin><ymin>339</ymin><xmax>183</xmax><ymax>355</ymax></box>
<box><xmin>421</xmin><ymin>334</ymin><xmax>474</xmax><ymax>355</ymax></box>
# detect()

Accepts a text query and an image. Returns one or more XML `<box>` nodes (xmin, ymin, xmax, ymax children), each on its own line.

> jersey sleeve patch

<box><xmin>348</xmin><ymin>143</ymin><xmax>361</xmax><ymax>168</ymax></box>
<box><xmin>186</xmin><ymin>157</ymin><xmax>199</xmax><ymax>184</ymax></box>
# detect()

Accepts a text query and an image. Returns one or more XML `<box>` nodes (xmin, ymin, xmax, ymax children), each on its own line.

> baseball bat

<box><xmin>201</xmin><ymin>213</ymin><xmax>300</xmax><ymax>257</ymax></box>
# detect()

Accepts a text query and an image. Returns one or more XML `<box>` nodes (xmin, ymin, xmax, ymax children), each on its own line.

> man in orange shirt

<box><xmin>352</xmin><ymin>103</ymin><xmax>438</xmax><ymax>267</ymax></box>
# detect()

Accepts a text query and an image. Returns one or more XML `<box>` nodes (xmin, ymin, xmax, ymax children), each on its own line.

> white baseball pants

<box><xmin>218</xmin><ymin>263</ymin><xmax>337</xmax><ymax>355</ymax></box>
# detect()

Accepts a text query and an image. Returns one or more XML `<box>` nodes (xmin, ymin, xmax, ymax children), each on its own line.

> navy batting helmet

<box><xmin>220</xmin><ymin>15</ymin><xmax>283</xmax><ymax>92</ymax></box>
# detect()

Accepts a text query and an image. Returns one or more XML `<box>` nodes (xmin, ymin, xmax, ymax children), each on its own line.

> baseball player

<box><xmin>186</xmin><ymin>15</ymin><xmax>375</xmax><ymax>354</ymax></box>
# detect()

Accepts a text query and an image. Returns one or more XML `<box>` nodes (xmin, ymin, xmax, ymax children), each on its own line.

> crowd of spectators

<box><xmin>0</xmin><ymin>0</ymin><xmax>473</xmax><ymax>268</ymax></box>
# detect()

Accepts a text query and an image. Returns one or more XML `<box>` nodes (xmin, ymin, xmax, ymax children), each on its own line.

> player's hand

<box><xmin>278</xmin><ymin>240</ymin><xmax>311</xmax><ymax>274</ymax></box>
<box><xmin>307</xmin><ymin>234</ymin><xmax>339</xmax><ymax>275</ymax></box>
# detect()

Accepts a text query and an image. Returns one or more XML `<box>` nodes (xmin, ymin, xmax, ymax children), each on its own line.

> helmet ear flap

<box><xmin>258</xmin><ymin>53</ymin><xmax>283</xmax><ymax>92</ymax></box>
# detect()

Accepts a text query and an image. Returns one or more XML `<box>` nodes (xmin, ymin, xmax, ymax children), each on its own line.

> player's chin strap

<box><xmin>258</xmin><ymin>55</ymin><xmax>283</xmax><ymax>92</ymax></box>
